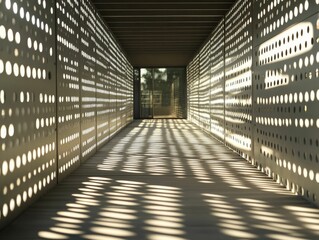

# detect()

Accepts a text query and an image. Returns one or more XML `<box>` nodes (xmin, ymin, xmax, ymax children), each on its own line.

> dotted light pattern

<box><xmin>188</xmin><ymin>0</ymin><xmax>319</xmax><ymax>205</ymax></box>
<box><xmin>98</xmin><ymin>22</ymin><xmax>133</xmax><ymax>140</ymax></box>
<box><xmin>125</xmin><ymin>59</ymin><xmax>134</xmax><ymax>124</ymax></box>
<box><xmin>125</xmin><ymin>62</ymin><xmax>134</xmax><ymax>123</ymax></box>
<box><xmin>254</xmin><ymin>0</ymin><xmax>317</xmax><ymax>46</ymax></box>
<box><xmin>0</xmin><ymin>0</ymin><xmax>57</xmax><ymax>227</ymax></box>
<box><xmin>210</xmin><ymin>20</ymin><xmax>225</xmax><ymax>142</ymax></box>
<box><xmin>108</xmin><ymin>34</ymin><xmax>119</xmax><ymax>137</ymax></box>
<box><xmin>116</xmin><ymin>52</ymin><xmax>125</xmax><ymax>130</ymax></box>
<box><xmin>0</xmin><ymin>0</ymin><xmax>133</xmax><ymax>229</ymax></box>
<box><xmin>109</xmin><ymin>36</ymin><xmax>134</xmax><ymax>137</ymax></box>
<box><xmin>116</xmin><ymin>52</ymin><xmax>131</xmax><ymax>130</ymax></box>
<box><xmin>198</xmin><ymin>41</ymin><xmax>211</xmax><ymax>131</ymax></box>
<box><xmin>96</xmin><ymin>14</ymin><xmax>111</xmax><ymax>147</ymax></box>
<box><xmin>80</xmin><ymin>0</ymin><xmax>97</xmax><ymax>161</ymax></box>
<box><xmin>187</xmin><ymin>54</ymin><xmax>200</xmax><ymax>125</ymax></box>
<box><xmin>254</xmin><ymin>0</ymin><xmax>319</xmax><ymax>204</ymax></box>
<box><xmin>225</xmin><ymin>0</ymin><xmax>253</xmax><ymax>160</ymax></box>
<box><xmin>56</xmin><ymin>0</ymin><xmax>81</xmax><ymax>181</ymax></box>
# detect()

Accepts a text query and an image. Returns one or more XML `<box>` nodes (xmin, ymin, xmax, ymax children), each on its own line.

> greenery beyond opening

<box><xmin>139</xmin><ymin>68</ymin><xmax>186</xmax><ymax>119</ymax></box>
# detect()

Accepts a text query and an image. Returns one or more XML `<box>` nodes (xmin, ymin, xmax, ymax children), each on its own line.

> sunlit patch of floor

<box><xmin>0</xmin><ymin>120</ymin><xmax>319</xmax><ymax>240</ymax></box>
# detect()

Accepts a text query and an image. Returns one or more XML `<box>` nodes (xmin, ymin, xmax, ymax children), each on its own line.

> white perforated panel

<box><xmin>96</xmin><ymin>14</ymin><xmax>110</xmax><ymax>147</ymax></box>
<box><xmin>210</xmin><ymin>20</ymin><xmax>225</xmax><ymax>142</ymax></box>
<box><xmin>80</xmin><ymin>0</ymin><xmax>97</xmax><ymax>161</ymax></box>
<box><xmin>56</xmin><ymin>0</ymin><xmax>81</xmax><ymax>181</ymax></box>
<box><xmin>198</xmin><ymin>41</ymin><xmax>211</xmax><ymax>131</ymax></box>
<box><xmin>108</xmin><ymin>34</ymin><xmax>118</xmax><ymax>137</ymax></box>
<box><xmin>253</xmin><ymin>0</ymin><xmax>319</xmax><ymax>204</ymax></box>
<box><xmin>125</xmin><ymin>62</ymin><xmax>134</xmax><ymax>123</ymax></box>
<box><xmin>225</xmin><ymin>0</ymin><xmax>253</xmax><ymax>160</ymax></box>
<box><xmin>187</xmin><ymin>0</ymin><xmax>319</xmax><ymax>205</ymax></box>
<box><xmin>0</xmin><ymin>0</ymin><xmax>57</xmax><ymax>227</ymax></box>
<box><xmin>117</xmin><ymin>52</ymin><xmax>127</xmax><ymax>129</ymax></box>
<box><xmin>187</xmin><ymin>54</ymin><xmax>200</xmax><ymax>125</ymax></box>
<box><xmin>254</xmin><ymin>0</ymin><xmax>318</xmax><ymax>46</ymax></box>
<box><xmin>0</xmin><ymin>0</ymin><xmax>133</xmax><ymax>229</ymax></box>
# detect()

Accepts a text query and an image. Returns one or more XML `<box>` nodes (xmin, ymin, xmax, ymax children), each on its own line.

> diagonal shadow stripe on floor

<box><xmin>1</xmin><ymin>119</ymin><xmax>319</xmax><ymax>240</ymax></box>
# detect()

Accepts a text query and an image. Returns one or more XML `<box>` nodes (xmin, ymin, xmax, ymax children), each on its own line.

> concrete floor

<box><xmin>1</xmin><ymin>119</ymin><xmax>319</xmax><ymax>240</ymax></box>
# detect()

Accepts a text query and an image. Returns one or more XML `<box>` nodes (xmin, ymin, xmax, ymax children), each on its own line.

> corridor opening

<box><xmin>134</xmin><ymin>68</ymin><xmax>187</xmax><ymax>119</ymax></box>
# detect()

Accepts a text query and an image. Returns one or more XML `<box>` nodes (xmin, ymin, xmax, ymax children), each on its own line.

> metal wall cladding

<box><xmin>0</xmin><ymin>0</ymin><xmax>133</xmax><ymax>229</ymax></box>
<box><xmin>210</xmin><ymin>20</ymin><xmax>225</xmax><ymax>143</ymax></box>
<box><xmin>57</xmin><ymin>0</ymin><xmax>81</xmax><ymax>182</ymax></box>
<box><xmin>117</xmin><ymin>52</ymin><xmax>128</xmax><ymax>129</ymax></box>
<box><xmin>0</xmin><ymin>0</ymin><xmax>57</xmax><ymax>227</ymax></box>
<box><xmin>198</xmin><ymin>41</ymin><xmax>211</xmax><ymax>131</ymax></box>
<box><xmin>187</xmin><ymin>54</ymin><xmax>200</xmax><ymax>125</ymax></box>
<box><xmin>126</xmin><ymin>63</ymin><xmax>134</xmax><ymax>123</ymax></box>
<box><xmin>225</xmin><ymin>0</ymin><xmax>253</xmax><ymax>161</ymax></box>
<box><xmin>253</xmin><ymin>0</ymin><xmax>319</xmax><ymax>46</ymax></box>
<box><xmin>108</xmin><ymin>34</ymin><xmax>119</xmax><ymax>138</ymax></box>
<box><xmin>253</xmin><ymin>0</ymin><xmax>319</xmax><ymax>204</ymax></box>
<box><xmin>187</xmin><ymin>61</ymin><xmax>193</xmax><ymax>121</ymax></box>
<box><xmin>80</xmin><ymin>0</ymin><xmax>97</xmax><ymax>161</ymax></box>
<box><xmin>187</xmin><ymin>0</ymin><xmax>319</xmax><ymax>206</ymax></box>
<box><xmin>95</xmin><ymin>14</ymin><xmax>110</xmax><ymax>148</ymax></box>
<box><xmin>118</xmin><ymin>53</ymin><xmax>133</xmax><ymax>128</ymax></box>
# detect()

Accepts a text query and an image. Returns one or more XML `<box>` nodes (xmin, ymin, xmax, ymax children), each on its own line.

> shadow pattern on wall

<box><xmin>187</xmin><ymin>0</ymin><xmax>319</xmax><ymax>206</ymax></box>
<box><xmin>0</xmin><ymin>0</ymin><xmax>133</xmax><ymax>229</ymax></box>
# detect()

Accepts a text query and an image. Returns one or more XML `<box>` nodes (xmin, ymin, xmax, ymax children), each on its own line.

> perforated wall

<box><xmin>0</xmin><ymin>0</ymin><xmax>57</xmax><ymax>226</ymax></box>
<box><xmin>117</xmin><ymin>51</ymin><xmax>133</xmax><ymax>129</ymax></box>
<box><xmin>187</xmin><ymin>60</ymin><xmax>194</xmax><ymax>121</ymax></box>
<box><xmin>224</xmin><ymin>0</ymin><xmax>253</xmax><ymax>160</ymax></box>
<box><xmin>96</xmin><ymin>14</ymin><xmax>110</xmax><ymax>148</ymax></box>
<box><xmin>210</xmin><ymin>20</ymin><xmax>225</xmax><ymax>142</ymax></box>
<box><xmin>253</xmin><ymin>0</ymin><xmax>319</xmax><ymax>204</ymax></box>
<box><xmin>117</xmin><ymin>52</ymin><xmax>127</xmax><ymax>129</ymax></box>
<box><xmin>198</xmin><ymin>41</ymin><xmax>211</xmax><ymax>131</ymax></box>
<box><xmin>187</xmin><ymin>54</ymin><xmax>200</xmax><ymax>125</ymax></box>
<box><xmin>57</xmin><ymin>0</ymin><xmax>81</xmax><ymax>181</ymax></box>
<box><xmin>108</xmin><ymin>34</ymin><xmax>119</xmax><ymax>138</ymax></box>
<box><xmin>187</xmin><ymin>0</ymin><xmax>319</xmax><ymax>205</ymax></box>
<box><xmin>126</xmin><ymin>62</ymin><xmax>134</xmax><ymax>123</ymax></box>
<box><xmin>80</xmin><ymin>0</ymin><xmax>97</xmax><ymax>161</ymax></box>
<box><xmin>0</xmin><ymin>0</ymin><xmax>133</xmax><ymax>229</ymax></box>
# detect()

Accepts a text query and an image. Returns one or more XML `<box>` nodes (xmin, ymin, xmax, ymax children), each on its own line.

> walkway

<box><xmin>1</xmin><ymin>120</ymin><xmax>319</xmax><ymax>240</ymax></box>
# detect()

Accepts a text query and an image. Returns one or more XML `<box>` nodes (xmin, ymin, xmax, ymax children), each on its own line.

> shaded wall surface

<box><xmin>0</xmin><ymin>0</ymin><xmax>133</xmax><ymax>228</ymax></box>
<box><xmin>187</xmin><ymin>0</ymin><xmax>319</xmax><ymax>206</ymax></box>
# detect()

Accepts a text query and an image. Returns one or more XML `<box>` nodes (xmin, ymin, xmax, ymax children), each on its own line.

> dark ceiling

<box><xmin>92</xmin><ymin>0</ymin><xmax>236</xmax><ymax>67</ymax></box>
